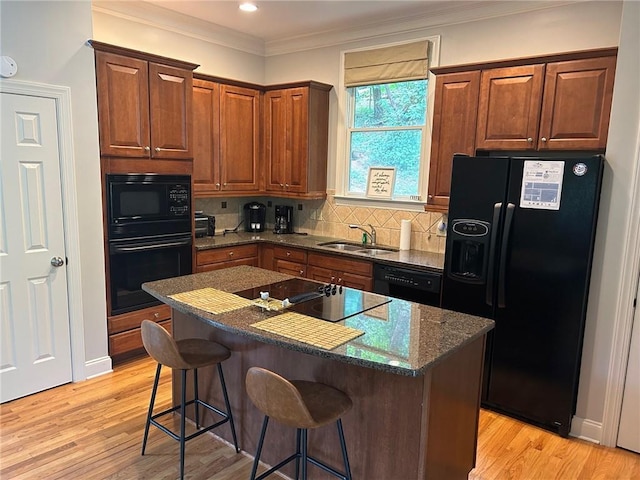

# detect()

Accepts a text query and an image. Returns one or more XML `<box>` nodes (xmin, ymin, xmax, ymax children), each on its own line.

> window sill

<box><xmin>333</xmin><ymin>195</ymin><xmax>427</xmax><ymax>212</ymax></box>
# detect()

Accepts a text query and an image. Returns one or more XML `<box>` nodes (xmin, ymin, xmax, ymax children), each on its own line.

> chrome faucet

<box><xmin>349</xmin><ymin>224</ymin><xmax>376</xmax><ymax>246</ymax></box>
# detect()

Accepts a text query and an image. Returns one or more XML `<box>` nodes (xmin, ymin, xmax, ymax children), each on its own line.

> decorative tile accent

<box><xmin>194</xmin><ymin>192</ymin><xmax>446</xmax><ymax>253</ymax></box>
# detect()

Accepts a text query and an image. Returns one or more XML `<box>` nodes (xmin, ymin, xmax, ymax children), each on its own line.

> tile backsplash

<box><xmin>196</xmin><ymin>191</ymin><xmax>446</xmax><ymax>254</ymax></box>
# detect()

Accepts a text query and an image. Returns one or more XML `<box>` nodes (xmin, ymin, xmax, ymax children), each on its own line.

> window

<box><xmin>340</xmin><ymin>40</ymin><xmax>431</xmax><ymax>203</ymax></box>
<box><xmin>346</xmin><ymin>80</ymin><xmax>427</xmax><ymax>198</ymax></box>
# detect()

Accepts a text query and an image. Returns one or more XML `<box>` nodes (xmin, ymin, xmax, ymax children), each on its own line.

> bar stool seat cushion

<box><xmin>175</xmin><ymin>338</ymin><xmax>231</xmax><ymax>368</ymax></box>
<box><xmin>141</xmin><ymin>320</ymin><xmax>230</xmax><ymax>370</ymax></box>
<box><xmin>246</xmin><ymin>367</ymin><xmax>352</xmax><ymax>429</ymax></box>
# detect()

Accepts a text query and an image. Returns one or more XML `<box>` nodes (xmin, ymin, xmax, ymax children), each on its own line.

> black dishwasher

<box><xmin>373</xmin><ymin>263</ymin><xmax>442</xmax><ymax>307</ymax></box>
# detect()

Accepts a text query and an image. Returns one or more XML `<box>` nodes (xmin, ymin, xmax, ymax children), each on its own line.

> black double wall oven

<box><xmin>106</xmin><ymin>174</ymin><xmax>192</xmax><ymax>316</ymax></box>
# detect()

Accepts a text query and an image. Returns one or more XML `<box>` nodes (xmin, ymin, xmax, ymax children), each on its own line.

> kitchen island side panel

<box><xmin>172</xmin><ymin>309</ymin><xmax>485</xmax><ymax>480</ymax></box>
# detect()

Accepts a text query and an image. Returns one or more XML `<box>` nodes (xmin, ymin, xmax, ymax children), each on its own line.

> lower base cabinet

<box><xmin>195</xmin><ymin>244</ymin><xmax>258</xmax><ymax>272</ymax></box>
<box><xmin>272</xmin><ymin>246</ymin><xmax>307</xmax><ymax>277</ymax></box>
<box><xmin>108</xmin><ymin>305</ymin><xmax>171</xmax><ymax>360</ymax></box>
<box><xmin>307</xmin><ymin>252</ymin><xmax>373</xmax><ymax>291</ymax></box>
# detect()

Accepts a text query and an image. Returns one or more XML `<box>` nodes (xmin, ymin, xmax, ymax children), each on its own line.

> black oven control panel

<box><xmin>168</xmin><ymin>184</ymin><xmax>190</xmax><ymax>216</ymax></box>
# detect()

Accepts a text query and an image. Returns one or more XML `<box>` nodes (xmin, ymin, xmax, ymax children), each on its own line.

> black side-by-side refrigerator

<box><xmin>441</xmin><ymin>154</ymin><xmax>604</xmax><ymax>437</ymax></box>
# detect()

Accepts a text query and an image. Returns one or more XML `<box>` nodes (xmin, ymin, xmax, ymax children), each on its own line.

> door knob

<box><xmin>51</xmin><ymin>256</ymin><xmax>65</xmax><ymax>267</ymax></box>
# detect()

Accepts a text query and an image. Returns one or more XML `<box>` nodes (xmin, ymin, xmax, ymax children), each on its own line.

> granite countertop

<box><xmin>195</xmin><ymin>231</ymin><xmax>444</xmax><ymax>272</ymax></box>
<box><xmin>143</xmin><ymin>266</ymin><xmax>493</xmax><ymax>377</ymax></box>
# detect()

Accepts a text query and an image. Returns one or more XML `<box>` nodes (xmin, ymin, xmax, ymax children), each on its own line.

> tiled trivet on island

<box><xmin>251</xmin><ymin>312</ymin><xmax>364</xmax><ymax>350</ymax></box>
<box><xmin>169</xmin><ymin>287</ymin><xmax>253</xmax><ymax>314</ymax></box>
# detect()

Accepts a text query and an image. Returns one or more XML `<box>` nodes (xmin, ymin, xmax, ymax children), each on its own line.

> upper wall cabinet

<box><xmin>92</xmin><ymin>42</ymin><xmax>197</xmax><ymax>160</ymax></box>
<box><xmin>264</xmin><ymin>82</ymin><xmax>332</xmax><ymax>199</ymax></box>
<box><xmin>220</xmin><ymin>84</ymin><xmax>261</xmax><ymax>192</ymax></box>
<box><xmin>192</xmin><ymin>77</ymin><xmax>261</xmax><ymax>196</ymax></box>
<box><xmin>538</xmin><ymin>56</ymin><xmax>617</xmax><ymax>151</ymax></box>
<box><xmin>475</xmin><ymin>64</ymin><xmax>545</xmax><ymax>151</ymax></box>
<box><xmin>427</xmin><ymin>71</ymin><xmax>480</xmax><ymax>211</ymax></box>
<box><xmin>475</xmin><ymin>55</ymin><xmax>616</xmax><ymax>151</ymax></box>
<box><xmin>427</xmin><ymin>48</ymin><xmax>617</xmax><ymax>212</ymax></box>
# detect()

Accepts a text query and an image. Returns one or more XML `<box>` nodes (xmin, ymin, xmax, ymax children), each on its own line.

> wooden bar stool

<box><xmin>245</xmin><ymin>367</ymin><xmax>353</xmax><ymax>480</ymax></box>
<box><xmin>140</xmin><ymin>320</ymin><xmax>239</xmax><ymax>480</ymax></box>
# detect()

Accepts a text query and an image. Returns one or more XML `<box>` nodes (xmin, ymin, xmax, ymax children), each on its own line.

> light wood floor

<box><xmin>1</xmin><ymin>355</ymin><xmax>639</xmax><ymax>480</ymax></box>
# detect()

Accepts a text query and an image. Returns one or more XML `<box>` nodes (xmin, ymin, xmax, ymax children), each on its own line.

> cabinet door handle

<box><xmin>541</xmin><ymin>137</ymin><xmax>547</xmax><ymax>142</ymax></box>
<box><xmin>154</xmin><ymin>312</ymin><xmax>159</xmax><ymax>319</ymax></box>
<box><xmin>299</xmin><ymin>269</ymin><xmax>304</xmax><ymax>275</ymax></box>
<box><xmin>229</xmin><ymin>251</ymin><xmax>234</xmax><ymax>256</ymax></box>
<box><xmin>285</xmin><ymin>183</ymin><xmax>289</xmax><ymax>188</ymax></box>
<box><xmin>286</xmin><ymin>252</ymin><xmax>291</xmax><ymax>256</ymax></box>
<box><xmin>144</xmin><ymin>146</ymin><xmax>150</xmax><ymax>152</ymax></box>
<box><xmin>215</xmin><ymin>183</ymin><xmax>220</xmax><ymax>188</ymax></box>
<box><xmin>527</xmin><ymin>137</ymin><xmax>533</xmax><ymax>143</ymax></box>
<box><xmin>280</xmin><ymin>183</ymin><xmax>284</xmax><ymax>188</ymax></box>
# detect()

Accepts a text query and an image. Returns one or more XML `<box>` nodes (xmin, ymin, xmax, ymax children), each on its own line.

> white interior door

<box><xmin>0</xmin><ymin>91</ymin><xmax>72</xmax><ymax>403</ymax></box>
<box><xmin>617</xmin><ymin>274</ymin><xmax>640</xmax><ymax>453</ymax></box>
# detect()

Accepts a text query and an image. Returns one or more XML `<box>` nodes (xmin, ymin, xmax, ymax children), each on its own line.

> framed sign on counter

<box><xmin>366</xmin><ymin>167</ymin><xmax>395</xmax><ymax>199</ymax></box>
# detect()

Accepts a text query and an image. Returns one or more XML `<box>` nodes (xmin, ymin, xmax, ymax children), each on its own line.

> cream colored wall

<box><xmin>91</xmin><ymin>7</ymin><xmax>265</xmax><ymax>83</ymax></box>
<box><xmin>576</xmin><ymin>0</ymin><xmax>640</xmax><ymax>444</ymax></box>
<box><xmin>0</xmin><ymin>1</ymin><xmax>109</xmax><ymax>374</ymax></box>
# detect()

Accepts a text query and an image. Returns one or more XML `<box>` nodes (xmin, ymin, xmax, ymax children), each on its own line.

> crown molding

<box><xmin>92</xmin><ymin>1</ymin><xmax>265</xmax><ymax>56</ymax></box>
<box><xmin>93</xmin><ymin>0</ymin><xmax>583</xmax><ymax>58</ymax></box>
<box><xmin>264</xmin><ymin>0</ymin><xmax>583</xmax><ymax>56</ymax></box>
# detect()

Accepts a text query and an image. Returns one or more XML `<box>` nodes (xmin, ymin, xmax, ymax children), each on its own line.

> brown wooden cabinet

<box><xmin>427</xmin><ymin>48</ymin><xmax>617</xmax><ymax>212</ymax></box>
<box><xmin>220</xmin><ymin>84</ymin><xmax>261</xmax><ymax>192</ymax></box>
<box><xmin>427</xmin><ymin>71</ymin><xmax>480</xmax><ymax>211</ymax></box>
<box><xmin>475</xmin><ymin>64</ymin><xmax>545</xmax><ymax>151</ymax></box>
<box><xmin>195</xmin><ymin>244</ymin><xmax>259</xmax><ymax>272</ymax></box>
<box><xmin>264</xmin><ymin>82</ymin><xmax>332</xmax><ymax>199</ymax></box>
<box><xmin>273</xmin><ymin>246</ymin><xmax>307</xmax><ymax>277</ymax></box>
<box><xmin>307</xmin><ymin>252</ymin><xmax>373</xmax><ymax>291</ymax></box>
<box><xmin>192</xmin><ymin>77</ymin><xmax>261</xmax><ymax>196</ymax></box>
<box><xmin>94</xmin><ymin>45</ymin><xmax>196</xmax><ymax>160</ymax></box>
<box><xmin>476</xmin><ymin>56</ymin><xmax>616</xmax><ymax>151</ymax></box>
<box><xmin>108</xmin><ymin>304</ymin><xmax>171</xmax><ymax>360</ymax></box>
<box><xmin>538</xmin><ymin>56</ymin><xmax>616</xmax><ymax>151</ymax></box>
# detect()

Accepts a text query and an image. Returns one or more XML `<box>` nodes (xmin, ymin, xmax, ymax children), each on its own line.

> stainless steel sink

<box><xmin>355</xmin><ymin>248</ymin><xmax>394</xmax><ymax>256</ymax></box>
<box><xmin>318</xmin><ymin>242</ymin><xmax>364</xmax><ymax>251</ymax></box>
<box><xmin>318</xmin><ymin>241</ymin><xmax>397</xmax><ymax>255</ymax></box>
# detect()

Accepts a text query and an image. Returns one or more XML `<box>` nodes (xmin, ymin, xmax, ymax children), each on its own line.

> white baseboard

<box><xmin>84</xmin><ymin>356</ymin><xmax>113</xmax><ymax>380</ymax></box>
<box><xmin>570</xmin><ymin>415</ymin><xmax>602</xmax><ymax>444</ymax></box>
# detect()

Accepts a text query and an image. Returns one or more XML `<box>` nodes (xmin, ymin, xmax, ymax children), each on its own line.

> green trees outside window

<box><xmin>347</xmin><ymin>80</ymin><xmax>427</xmax><ymax>198</ymax></box>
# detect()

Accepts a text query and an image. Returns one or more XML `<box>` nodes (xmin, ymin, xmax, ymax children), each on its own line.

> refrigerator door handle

<box><xmin>485</xmin><ymin>202</ymin><xmax>503</xmax><ymax>306</ymax></box>
<box><xmin>497</xmin><ymin>203</ymin><xmax>516</xmax><ymax>308</ymax></box>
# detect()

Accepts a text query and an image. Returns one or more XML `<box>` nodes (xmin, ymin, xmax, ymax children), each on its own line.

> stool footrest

<box><xmin>150</xmin><ymin>398</ymin><xmax>232</xmax><ymax>443</ymax></box>
<box><xmin>254</xmin><ymin>453</ymin><xmax>348</xmax><ymax>480</ymax></box>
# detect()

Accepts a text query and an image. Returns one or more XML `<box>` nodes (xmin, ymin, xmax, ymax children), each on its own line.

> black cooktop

<box><xmin>236</xmin><ymin>278</ymin><xmax>392</xmax><ymax>323</ymax></box>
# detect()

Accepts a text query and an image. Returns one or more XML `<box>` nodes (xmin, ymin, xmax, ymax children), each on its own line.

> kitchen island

<box><xmin>143</xmin><ymin>266</ymin><xmax>494</xmax><ymax>480</ymax></box>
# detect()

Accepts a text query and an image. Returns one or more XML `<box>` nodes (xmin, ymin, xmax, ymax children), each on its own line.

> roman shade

<box><xmin>344</xmin><ymin>41</ymin><xmax>429</xmax><ymax>87</ymax></box>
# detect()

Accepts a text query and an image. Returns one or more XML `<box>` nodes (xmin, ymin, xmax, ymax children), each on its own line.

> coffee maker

<box><xmin>243</xmin><ymin>202</ymin><xmax>266</xmax><ymax>232</ymax></box>
<box><xmin>274</xmin><ymin>205</ymin><xmax>293</xmax><ymax>234</ymax></box>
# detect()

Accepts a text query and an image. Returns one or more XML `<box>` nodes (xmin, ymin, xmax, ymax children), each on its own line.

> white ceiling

<box><xmin>94</xmin><ymin>1</ymin><xmax>581</xmax><ymax>56</ymax></box>
<box><xmin>143</xmin><ymin>0</ymin><xmax>458</xmax><ymax>42</ymax></box>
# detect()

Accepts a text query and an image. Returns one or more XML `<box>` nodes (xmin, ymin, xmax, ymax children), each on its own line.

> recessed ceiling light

<box><xmin>239</xmin><ymin>2</ymin><xmax>258</xmax><ymax>12</ymax></box>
